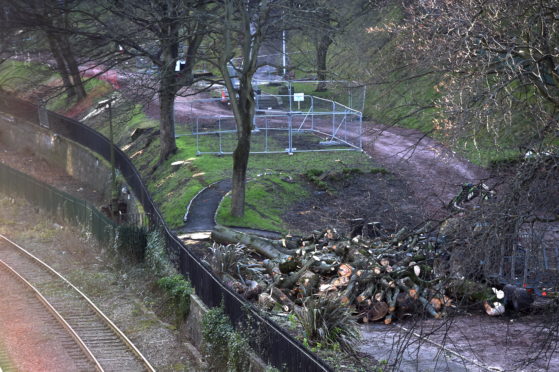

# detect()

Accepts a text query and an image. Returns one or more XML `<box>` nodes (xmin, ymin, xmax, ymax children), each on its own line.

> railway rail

<box><xmin>0</xmin><ymin>234</ymin><xmax>155</xmax><ymax>372</ymax></box>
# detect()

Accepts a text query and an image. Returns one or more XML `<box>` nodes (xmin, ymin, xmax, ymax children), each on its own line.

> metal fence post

<box><xmin>265</xmin><ymin>117</ymin><xmax>269</xmax><ymax>152</ymax></box>
<box><xmin>196</xmin><ymin>118</ymin><xmax>200</xmax><ymax>155</ymax></box>
<box><xmin>219</xmin><ymin>117</ymin><xmax>223</xmax><ymax>154</ymax></box>
<box><xmin>331</xmin><ymin>100</ymin><xmax>335</xmax><ymax>138</ymax></box>
<box><xmin>288</xmin><ymin>113</ymin><xmax>293</xmax><ymax>154</ymax></box>
<box><xmin>311</xmin><ymin>96</ymin><xmax>314</xmax><ymax>130</ymax></box>
<box><xmin>359</xmin><ymin>113</ymin><xmax>363</xmax><ymax>149</ymax></box>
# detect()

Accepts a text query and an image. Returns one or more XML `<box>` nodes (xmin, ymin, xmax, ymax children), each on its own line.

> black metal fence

<box><xmin>0</xmin><ymin>162</ymin><xmax>115</xmax><ymax>246</ymax></box>
<box><xmin>0</xmin><ymin>92</ymin><xmax>332</xmax><ymax>372</ymax></box>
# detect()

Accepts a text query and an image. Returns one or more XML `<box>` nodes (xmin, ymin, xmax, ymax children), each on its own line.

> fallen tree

<box><xmin>207</xmin><ymin>222</ymin><xmax>534</xmax><ymax>326</ymax></box>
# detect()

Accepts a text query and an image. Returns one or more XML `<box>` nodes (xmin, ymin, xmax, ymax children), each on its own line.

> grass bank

<box><xmin>0</xmin><ymin>59</ymin><xmax>385</xmax><ymax>232</ymax></box>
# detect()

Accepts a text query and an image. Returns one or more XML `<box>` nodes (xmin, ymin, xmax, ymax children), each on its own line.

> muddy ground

<box><xmin>284</xmin><ymin>171</ymin><xmax>426</xmax><ymax>235</ymax></box>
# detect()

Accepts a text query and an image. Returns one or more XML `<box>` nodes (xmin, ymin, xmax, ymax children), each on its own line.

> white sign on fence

<box><xmin>293</xmin><ymin>93</ymin><xmax>305</xmax><ymax>102</ymax></box>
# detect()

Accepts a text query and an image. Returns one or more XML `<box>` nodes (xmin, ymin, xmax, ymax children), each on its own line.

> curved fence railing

<box><xmin>0</xmin><ymin>92</ymin><xmax>332</xmax><ymax>372</ymax></box>
<box><xmin>0</xmin><ymin>162</ymin><xmax>115</xmax><ymax>246</ymax></box>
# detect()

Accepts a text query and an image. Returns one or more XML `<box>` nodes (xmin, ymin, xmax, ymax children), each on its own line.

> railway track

<box><xmin>0</xmin><ymin>234</ymin><xmax>155</xmax><ymax>372</ymax></box>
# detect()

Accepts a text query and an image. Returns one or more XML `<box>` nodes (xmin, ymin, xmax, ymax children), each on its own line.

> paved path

<box><xmin>179</xmin><ymin>179</ymin><xmax>231</xmax><ymax>233</ymax></box>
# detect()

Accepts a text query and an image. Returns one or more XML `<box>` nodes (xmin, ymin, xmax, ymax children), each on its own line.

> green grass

<box><xmin>216</xmin><ymin>175</ymin><xmax>309</xmax><ymax>233</ymax></box>
<box><xmin>0</xmin><ymin>60</ymin><xmax>54</xmax><ymax>91</ymax></box>
<box><xmin>133</xmin><ymin>132</ymin><xmax>375</xmax><ymax>229</ymax></box>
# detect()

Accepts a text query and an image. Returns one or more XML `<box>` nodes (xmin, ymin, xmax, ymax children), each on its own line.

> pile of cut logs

<box><xmin>210</xmin><ymin>222</ymin><xmax>462</xmax><ymax>324</ymax></box>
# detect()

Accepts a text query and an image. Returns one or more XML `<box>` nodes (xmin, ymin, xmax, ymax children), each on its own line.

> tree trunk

<box><xmin>46</xmin><ymin>32</ymin><xmax>76</xmax><ymax>101</ymax></box>
<box><xmin>57</xmin><ymin>35</ymin><xmax>86</xmax><ymax>100</ymax></box>
<box><xmin>315</xmin><ymin>35</ymin><xmax>332</xmax><ymax>92</ymax></box>
<box><xmin>211</xmin><ymin>225</ymin><xmax>291</xmax><ymax>260</ymax></box>
<box><xmin>231</xmin><ymin>122</ymin><xmax>251</xmax><ymax>217</ymax></box>
<box><xmin>158</xmin><ymin>84</ymin><xmax>178</xmax><ymax>162</ymax></box>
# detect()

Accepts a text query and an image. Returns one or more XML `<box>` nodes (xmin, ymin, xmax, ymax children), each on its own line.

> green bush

<box><xmin>202</xmin><ymin>306</ymin><xmax>251</xmax><ymax>372</ymax></box>
<box><xmin>304</xmin><ymin>170</ymin><xmax>330</xmax><ymax>191</ymax></box>
<box><xmin>114</xmin><ymin>224</ymin><xmax>148</xmax><ymax>262</ymax></box>
<box><xmin>296</xmin><ymin>296</ymin><xmax>359</xmax><ymax>352</ymax></box>
<box><xmin>305</xmin><ymin>169</ymin><xmax>323</xmax><ymax>178</ymax></box>
<box><xmin>145</xmin><ymin>230</ymin><xmax>176</xmax><ymax>278</ymax></box>
<box><xmin>157</xmin><ymin>274</ymin><xmax>193</xmax><ymax>323</ymax></box>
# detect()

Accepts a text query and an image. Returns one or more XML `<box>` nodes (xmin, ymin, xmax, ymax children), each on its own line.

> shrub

<box><xmin>296</xmin><ymin>296</ymin><xmax>359</xmax><ymax>352</ymax></box>
<box><xmin>208</xmin><ymin>243</ymin><xmax>244</xmax><ymax>277</ymax></box>
<box><xmin>202</xmin><ymin>306</ymin><xmax>251</xmax><ymax>372</ymax></box>
<box><xmin>145</xmin><ymin>230</ymin><xmax>176</xmax><ymax>278</ymax></box>
<box><xmin>114</xmin><ymin>224</ymin><xmax>148</xmax><ymax>262</ymax></box>
<box><xmin>157</xmin><ymin>274</ymin><xmax>193</xmax><ymax>323</ymax></box>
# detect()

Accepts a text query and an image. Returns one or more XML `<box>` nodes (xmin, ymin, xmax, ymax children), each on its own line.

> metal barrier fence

<box><xmin>0</xmin><ymin>162</ymin><xmax>115</xmax><ymax>246</ymax></box>
<box><xmin>176</xmin><ymin>95</ymin><xmax>362</xmax><ymax>155</ymax></box>
<box><xmin>0</xmin><ymin>92</ymin><xmax>332</xmax><ymax>372</ymax></box>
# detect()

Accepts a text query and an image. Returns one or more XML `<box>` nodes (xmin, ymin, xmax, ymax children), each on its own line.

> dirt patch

<box><xmin>284</xmin><ymin>172</ymin><xmax>425</xmax><ymax>235</ymax></box>
<box><xmin>360</xmin><ymin>123</ymin><xmax>490</xmax><ymax>218</ymax></box>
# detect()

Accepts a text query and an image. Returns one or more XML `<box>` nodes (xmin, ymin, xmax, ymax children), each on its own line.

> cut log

<box><xmin>418</xmin><ymin>294</ymin><xmax>441</xmax><ymax>318</ymax></box>
<box><xmin>258</xmin><ymin>292</ymin><xmax>276</xmax><ymax>311</ymax></box>
<box><xmin>212</xmin><ymin>225</ymin><xmax>291</xmax><ymax>260</ymax></box>
<box><xmin>311</xmin><ymin>261</ymin><xmax>339</xmax><ymax>275</ymax></box>
<box><xmin>279</xmin><ymin>257</ymin><xmax>301</xmax><ymax>274</ymax></box>
<box><xmin>271</xmin><ymin>287</ymin><xmax>296</xmax><ymax>312</ymax></box>
<box><xmin>297</xmin><ymin>271</ymin><xmax>319</xmax><ymax>292</ymax></box>
<box><xmin>338</xmin><ymin>263</ymin><xmax>353</xmax><ymax>277</ymax></box>
<box><xmin>366</xmin><ymin>301</ymin><xmax>389</xmax><ymax>322</ymax></box>
<box><xmin>356</xmin><ymin>283</ymin><xmax>377</xmax><ymax>303</ymax></box>
<box><xmin>340</xmin><ymin>274</ymin><xmax>358</xmax><ymax>305</ymax></box>
<box><xmin>244</xmin><ymin>280</ymin><xmax>263</xmax><ymax>300</ymax></box>
<box><xmin>277</xmin><ymin>258</ymin><xmax>316</xmax><ymax>289</ymax></box>
<box><xmin>395</xmin><ymin>292</ymin><xmax>417</xmax><ymax>318</ymax></box>
<box><xmin>384</xmin><ymin>288</ymin><xmax>401</xmax><ymax>325</ymax></box>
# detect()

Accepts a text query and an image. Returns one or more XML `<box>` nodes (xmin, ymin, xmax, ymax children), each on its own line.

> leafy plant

<box><xmin>208</xmin><ymin>243</ymin><xmax>244</xmax><ymax>277</ymax></box>
<box><xmin>157</xmin><ymin>274</ymin><xmax>193</xmax><ymax>323</ymax></box>
<box><xmin>202</xmin><ymin>305</ymin><xmax>251</xmax><ymax>372</ymax></box>
<box><xmin>114</xmin><ymin>224</ymin><xmax>148</xmax><ymax>262</ymax></box>
<box><xmin>304</xmin><ymin>170</ymin><xmax>330</xmax><ymax>191</ymax></box>
<box><xmin>145</xmin><ymin>230</ymin><xmax>176</xmax><ymax>278</ymax></box>
<box><xmin>296</xmin><ymin>296</ymin><xmax>360</xmax><ymax>352</ymax></box>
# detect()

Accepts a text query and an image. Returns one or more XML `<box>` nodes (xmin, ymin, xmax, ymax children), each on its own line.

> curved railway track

<box><xmin>0</xmin><ymin>234</ymin><xmax>155</xmax><ymax>372</ymax></box>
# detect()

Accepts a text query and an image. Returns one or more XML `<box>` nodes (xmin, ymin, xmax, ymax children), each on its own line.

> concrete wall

<box><xmin>0</xmin><ymin>113</ymin><xmax>112</xmax><ymax>200</ymax></box>
<box><xmin>0</xmin><ymin>113</ymin><xmax>142</xmax><ymax>218</ymax></box>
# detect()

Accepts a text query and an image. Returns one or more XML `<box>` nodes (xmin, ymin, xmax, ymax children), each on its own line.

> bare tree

<box><xmin>0</xmin><ymin>0</ymin><xmax>87</xmax><ymax>101</ymax></box>
<box><xmin>289</xmin><ymin>0</ymin><xmax>375</xmax><ymax>91</ymax></box>
<box><xmin>204</xmin><ymin>0</ymin><xmax>281</xmax><ymax>217</ymax></box>
<box><xmin>403</xmin><ymin>0</ymin><xmax>559</xmax><ymax>152</ymax></box>
<box><xmin>78</xmin><ymin>0</ymin><xmax>211</xmax><ymax>163</ymax></box>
